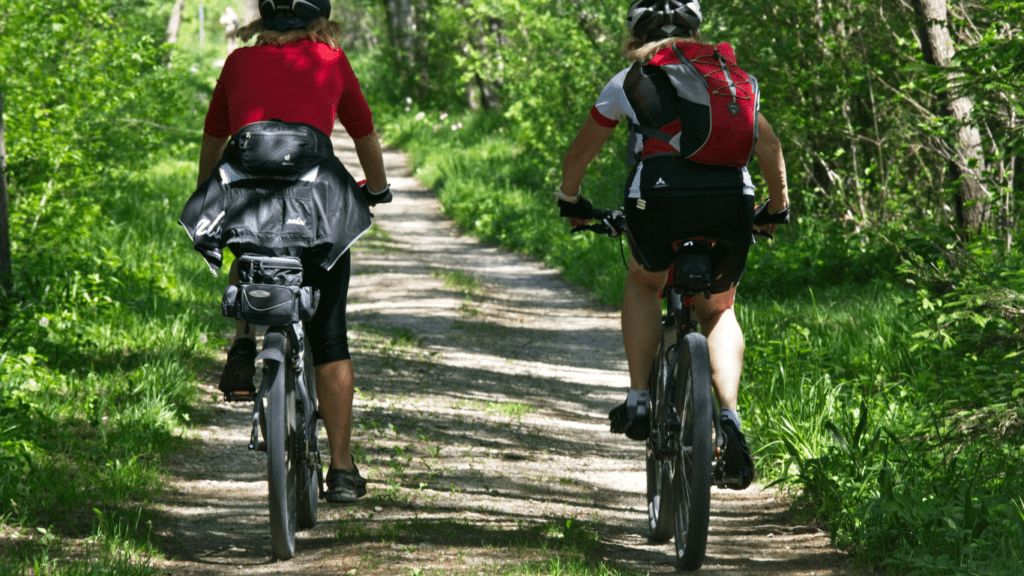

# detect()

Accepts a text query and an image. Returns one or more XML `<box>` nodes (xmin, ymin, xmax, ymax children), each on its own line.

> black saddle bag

<box><xmin>222</xmin><ymin>255</ymin><xmax>319</xmax><ymax>326</ymax></box>
<box><xmin>673</xmin><ymin>253</ymin><xmax>712</xmax><ymax>293</ymax></box>
<box><xmin>224</xmin><ymin>120</ymin><xmax>334</xmax><ymax>176</ymax></box>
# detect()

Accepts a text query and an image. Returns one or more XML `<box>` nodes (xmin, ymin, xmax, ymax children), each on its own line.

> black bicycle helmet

<box><xmin>259</xmin><ymin>0</ymin><xmax>330</xmax><ymax>30</ymax></box>
<box><xmin>626</xmin><ymin>0</ymin><xmax>702</xmax><ymax>40</ymax></box>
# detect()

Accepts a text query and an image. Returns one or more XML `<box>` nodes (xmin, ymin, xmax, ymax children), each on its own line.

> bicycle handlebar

<box><xmin>570</xmin><ymin>208</ymin><xmax>626</xmax><ymax>237</ymax></box>
<box><xmin>571</xmin><ymin>207</ymin><xmax>780</xmax><ymax>240</ymax></box>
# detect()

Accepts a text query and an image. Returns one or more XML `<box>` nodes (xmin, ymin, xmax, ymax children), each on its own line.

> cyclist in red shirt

<box><xmin>556</xmin><ymin>0</ymin><xmax>790</xmax><ymax>490</ymax></box>
<box><xmin>195</xmin><ymin>0</ymin><xmax>388</xmax><ymax>503</ymax></box>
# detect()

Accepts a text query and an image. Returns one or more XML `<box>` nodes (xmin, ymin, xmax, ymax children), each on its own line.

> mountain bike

<box><xmin>574</xmin><ymin>207</ymin><xmax>782</xmax><ymax>570</ymax></box>
<box><xmin>221</xmin><ymin>253</ymin><xmax>324</xmax><ymax>560</ymax></box>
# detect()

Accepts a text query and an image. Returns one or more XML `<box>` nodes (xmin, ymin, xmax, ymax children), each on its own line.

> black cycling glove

<box><xmin>360</xmin><ymin>182</ymin><xmax>393</xmax><ymax>206</ymax></box>
<box><xmin>753</xmin><ymin>201</ymin><xmax>791</xmax><ymax>225</ymax></box>
<box><xmin>558</xmin><ymin>195</ymin><xmax>594</xmax><ymax>220</ymax></box>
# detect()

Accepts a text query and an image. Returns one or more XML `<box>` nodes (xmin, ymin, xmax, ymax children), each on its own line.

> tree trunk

<box><xmin>384</xmin><ymin>0</ymin><xmax>430</xmax><ymax>97</ymax></box>
<box><xmin>0</xmin><ymin>88</ymin><xmax>12</xmax><ymax>291</ymax></box>
<box><xmin>385</xmin><ymin>0</ymin><xmax>416</xmax><ymax>54</ymax></box>
<box><xmin>912</xmin><ymin>0</ymin><xmax>989</xmax><ymax>229</ymax></box>
<box><xmin>166</xmin><ymin>0</ymin><xmax>185</xmax><ymax>44</ymax></box>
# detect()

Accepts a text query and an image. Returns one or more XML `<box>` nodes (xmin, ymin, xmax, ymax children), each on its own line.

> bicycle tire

<box><xmin>296</xmin><ymin>343</ymin><xmax>319</xmax><ymax>530</ymax></box>
<box><xmin>672</xmin><ymin>331</ymin><xmax>713</xmax><ymax>571</ymax></box>
<box><xmin>264</xmin><ymin>332</ymin><xmax>297</xmax><ymax>560</ymax></box>
<box><xmin>646</xmin><ymin>322</ymin><xmax>677</xmax><ymax>543</ymax></box>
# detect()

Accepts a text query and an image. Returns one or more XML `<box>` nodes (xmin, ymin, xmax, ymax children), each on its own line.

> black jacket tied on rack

<box><xmin>178</xmin><ymin>121</ymin><xmax>372</xmax><ymax>274</ymax></box>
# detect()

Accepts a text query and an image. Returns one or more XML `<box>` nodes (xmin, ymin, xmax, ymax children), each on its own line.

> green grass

<box><xmin>0</xmin><ymin>155</ymin><xmax>221</xmax><ymax>573</ymax></box>
<box><xmin>0</xmin><ymin>2</ymin><xmax>236</xmax><ymax>568</ymax></box>
<box><xmin>433</xmin><ymin>269</ymin><xmax>483</xmax><ymax>295</ymax></box>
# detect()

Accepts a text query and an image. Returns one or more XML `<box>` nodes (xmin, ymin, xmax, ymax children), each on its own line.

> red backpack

<box><xmin>641</xmin><ymin>42</ymin><xmax>759</xmax><ymax>168</ymax></box>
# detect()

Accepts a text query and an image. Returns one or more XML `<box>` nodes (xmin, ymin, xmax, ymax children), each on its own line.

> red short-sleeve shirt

<box><xmin>203</xmin><ymin>40</ymin><xmax>374</xmax><ymax>139</ymax></box>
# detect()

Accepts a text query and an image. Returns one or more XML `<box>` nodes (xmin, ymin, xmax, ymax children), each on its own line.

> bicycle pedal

<box><xmin>223</xmin><ymin>390</ymin><xmax>256</xmax><ymax>402</ymax></box>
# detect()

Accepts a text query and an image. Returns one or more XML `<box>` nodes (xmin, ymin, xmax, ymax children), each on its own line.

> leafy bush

<box><xmin>0</xmin><ymin>3</ymin><xmax>225</xmax><ymax>573</ymax></box>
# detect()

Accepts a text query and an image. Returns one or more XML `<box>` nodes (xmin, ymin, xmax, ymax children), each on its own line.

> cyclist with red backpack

<box><xmin>556</xmin><ymin>0</ymin><xmax>790</xmax><ymax>490</ymax></box>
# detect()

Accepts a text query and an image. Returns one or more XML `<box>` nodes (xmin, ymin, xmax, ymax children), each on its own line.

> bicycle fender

<box><xmin>258</xmin><ymin>331</ymin><xmax>288</xmax><ymax>364</ymax></box>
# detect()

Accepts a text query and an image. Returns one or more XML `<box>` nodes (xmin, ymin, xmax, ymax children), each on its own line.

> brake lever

<box><xmin>602</xmin><ymin>217</ymin><xmax>621</xmax><ymax>238</ymax></box>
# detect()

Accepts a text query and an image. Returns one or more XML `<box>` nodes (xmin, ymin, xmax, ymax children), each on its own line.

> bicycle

<box><xmin>221</xmin><ymin>253</ymin><xmax>324</xmax><ymax>560</ymax></box>
<box><xmin>574</xmin><ymin>206</ymin><xmax>784</xmax><ymax>570</ymax></box>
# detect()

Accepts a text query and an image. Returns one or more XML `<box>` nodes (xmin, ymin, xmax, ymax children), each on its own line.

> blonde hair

<box><xmin>237</xmin><ymin>17</ymin><xmax>342</xmax><ymax>50</ymax></box>
<box><xmin>623</xmin><ymin>32</ymin><xmax>702</xmax><ymax>62</ymax></box>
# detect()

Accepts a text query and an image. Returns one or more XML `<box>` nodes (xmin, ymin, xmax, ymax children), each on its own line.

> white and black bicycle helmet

<box><xmin>627</xmin><ymin>0</ymin><xmax>702</xmax><ymax>40</ymax></box>
<box><xmin>259</xmin><ymin>0</ymin><xmax>330</xmax><ymax>30</ymax></box>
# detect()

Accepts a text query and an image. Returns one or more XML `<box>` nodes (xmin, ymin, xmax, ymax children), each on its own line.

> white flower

<box><xmin>199</xmin><ymin>334</ymin><xmax>208</xmax><ymax>344</ymax></box>
<box><xmin>415</xmin><ymin>111</ymin><xmax>426</xmax><ymax>121</ymax></box>
<box><xmin>439</xmin><ymin>112</ymin><xmax>449</xmax><ymax>121</ymax></box>
<box><xmin>405</xmin><ymin>96</ymin><xmax>413</xmax><ymax>104</ymax></box>
<box><xmin>39</xmin><ymin>317</ymin><xmax>49</xmax><ymax>327</ymax></box>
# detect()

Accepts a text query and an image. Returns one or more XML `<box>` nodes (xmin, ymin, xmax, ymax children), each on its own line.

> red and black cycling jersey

<box><xmin>204</xmin><ymin>40</ymin><xmax>375</xmax><ymax>139</ymax></box>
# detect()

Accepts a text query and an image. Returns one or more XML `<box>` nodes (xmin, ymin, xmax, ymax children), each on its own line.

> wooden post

<box><xmin>166</xmin><ymin>0</ymin><xmax>185</xmax><ymax>44</ymax></box>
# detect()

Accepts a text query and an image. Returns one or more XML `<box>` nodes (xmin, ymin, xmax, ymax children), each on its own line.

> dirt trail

<box><xmin>152</xmin><ymin>128</ymin><xmax>872</xmax><ymax>575</ymax></box>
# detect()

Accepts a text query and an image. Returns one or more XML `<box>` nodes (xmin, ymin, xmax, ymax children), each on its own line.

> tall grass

<box><xmin>0</xmin><ymin>155</ymin><xmax>222</xmax><ymax>538</ymax></box>
<box><xmin>1</xmin><ymin>104</ymin><xmax>222</xmax><ymax>576</ymax></box>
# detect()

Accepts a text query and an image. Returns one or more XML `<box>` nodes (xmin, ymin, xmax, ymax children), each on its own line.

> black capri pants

<box><xmin>303</xmin><ymin>250</ymin><xmax>352</xmax><ymax>365</ymax></box>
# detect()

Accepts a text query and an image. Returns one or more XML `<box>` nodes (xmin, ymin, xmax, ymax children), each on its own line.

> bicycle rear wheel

<box><xmin>296</xmin><ymin>343</ymin><xmax>319</xmax><ymax>530</ymax></box>
<box><xmin>646</xmin><ymin>322</ymin><xmax>677</xmax><ymax>543</ymax></box>
<box><xmin>264</xmin><ymin>332</ymin><xmax>298</xmax><ymax>560</ymax></box>
<box><xmin>671</xmin><ymin>332</ymin><xmax>713</xmax><ymax>570</ymax></box>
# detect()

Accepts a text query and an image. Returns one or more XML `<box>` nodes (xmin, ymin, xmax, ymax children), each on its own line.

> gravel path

<box><xmin>151</xmin><ymin>128</ymin><xmax>873</xmax><ymax>576</ymax></box>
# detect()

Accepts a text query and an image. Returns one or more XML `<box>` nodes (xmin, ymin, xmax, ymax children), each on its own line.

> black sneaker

<box><xmin>325</xmin><ymin>465</ymin><xmax>367</xmax><ymax>503</ymax></box>
<box><xmin>609</xmin><ymin>402</ymin><xmax>649</xmax><ymax>442</ymax></box>
<box><xmin>219</xmin><ymin>338</ymin><xmax>257</xmax><ymax>402</ymax></box>
<box><xmin>719</xmin><ymin>416</ymin><xmax>755</xmax><ymax>490</ymax></box>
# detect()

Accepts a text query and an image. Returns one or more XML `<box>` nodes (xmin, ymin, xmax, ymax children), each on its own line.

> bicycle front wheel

<box><xmin>646</xmin><ymin>322</ymin><xmax>677</xmax><ymax>543</ymax></box>
<box><xmin>671</xmin><ymin>332</ymin><xmax>713</xmax><ymax>571</ymax></box>
<box><xmin>264</xmin><ymin>333</ymin><xmax>298</xmax><ymax>560</ymax></box>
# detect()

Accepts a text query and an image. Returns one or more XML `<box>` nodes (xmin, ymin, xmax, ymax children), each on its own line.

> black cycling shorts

<box><xmin>303</xmin><ymin>251</ymin><xmax>352</xmax><ymax>365</ymax></box>
<box><xmin>625</xmin><ymin>193</ymin><xmax>754</xmax><ymax>293</ymax></box>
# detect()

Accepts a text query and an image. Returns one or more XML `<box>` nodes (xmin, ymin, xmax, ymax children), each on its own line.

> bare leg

<box><xmin>315</xmin><ymin>359</ymin><xmax>356</xmax><ymax>471</ymax></box>
<box><xmin>694</xmin><ymin>287</ymin><xmax>744</xmax><ymax>411</ymax></box>
<box><xmin>622</xmin><ymin>255</ymin><xmax>669</xmax><ymax>392</ymax></box>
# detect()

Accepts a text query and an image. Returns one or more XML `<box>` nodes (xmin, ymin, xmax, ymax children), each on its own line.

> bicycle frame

<box><xmin>649</xmin><ymin>250</ymin><xmax>725</xmax><ymax>460</ymax></box>
<box><xmin>224</xmin><ymin>252</ymin><xmax>323</xmax><ymax>560</ymax></box>
<box><xmin>579</xmin><ymin>205</ymin><xmax>777</xmax><ymax>569</ymax></box>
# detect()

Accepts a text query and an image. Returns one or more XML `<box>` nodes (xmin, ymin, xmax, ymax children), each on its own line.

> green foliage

<box><xmin>0</xmin><ymin>0</ymin><xmax>228</xmax><ymax>571</ymax></box>
<box><xmin>898</xmin><ymin>231</ymin><xmax>1024</xmax><ymax>406</ymax></box>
